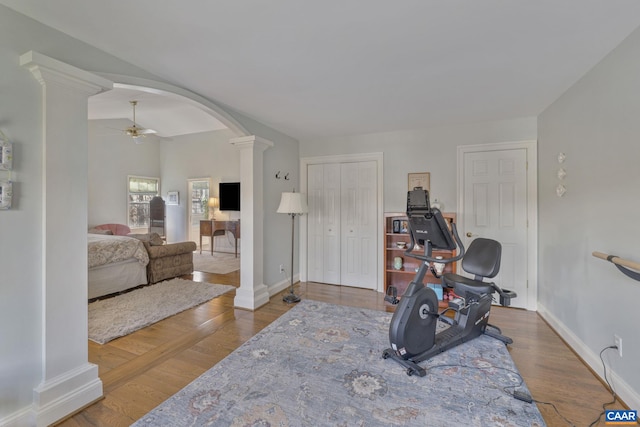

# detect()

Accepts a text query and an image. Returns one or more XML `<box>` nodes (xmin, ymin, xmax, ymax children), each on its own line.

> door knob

<box><xmin>466</xmin><ymin>232</ymin><xmax>475</xmax><ymax>238</ymax></box>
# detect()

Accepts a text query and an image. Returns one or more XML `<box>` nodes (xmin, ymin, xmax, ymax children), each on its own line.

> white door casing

<box><xmin>457</xmin><ymin>141</ymin><xmax>538</xmax><ymax>311</ymax></box>
<box><xmin>301</xmin><ymin>153</ymin><xmax>384</xmax><ymax>292</ymax></box>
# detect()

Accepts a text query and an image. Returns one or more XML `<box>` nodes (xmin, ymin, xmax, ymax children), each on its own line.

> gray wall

<box><xmin>538</xmin><ymin>25</ymin><xmax>640</xmax><ymax>406</ymax></box>
<box><xmin>0</xmin><ymin>5</ymin><xmax>170</xmax><ymax>419</ymax></box>
<box><xmin>263</xmin><ymin>134</ymin><xmax>301</xmax><ymax>286</ymax></box>
<box><xmin>88</xmin><ymin>119</ymin><xmax>161</xmax><ymax>227</ymax></box>
<box><xmin>0</xmin><ymin>6</ymin><xmax>300</xmax><ymax>422</ymax></box>
<box><xmin>6</xmin><ymin>0</ymin><xmax>639</xmax><ymax>419</ymax></box>
<box><xmin>159</xmin><ymin>128</ymin><xmax>240</xmax><ymax>243</ymax></box>
<box><xmin>89</xmin><ymin>123</ymin><xmax>300</xmax><ymax>288</ymax></box>
<box><xmin>300</xmin><ymin>117</ymin><xmax>537</xmax><ymax>213</ymax></box>
<box><xmin>0</xmin><ymin>27</ymin><xmax>44</xmax><ymax>421</ymax></box>
<box><xmin>224</xmin><ymin>107</ymin><xmax>303</xmax><ymax>286</ymax></box>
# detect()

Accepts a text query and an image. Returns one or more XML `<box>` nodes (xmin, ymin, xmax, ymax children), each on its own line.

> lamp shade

<box><xmin>277</xmin><ymin>192</ymin><xmax>308</xmax><ymax>214</ymax></box>
<box><xmin>208</xmin><ymin>197</ymin><xmax>219</xmax><ymax>208</ymax></box>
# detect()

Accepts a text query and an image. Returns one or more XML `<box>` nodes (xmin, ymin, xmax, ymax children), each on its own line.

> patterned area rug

<box><xmin>88</xmin><ymin>278</ymin><xmax>235</xmax><ymax>344</ymax></box>
<box><xmin>193</xmin><ymin>251</ymin><xmax>240</xmax><ymax>274</ymax></box>
<box><xmin>134</xmin><ymin>300</ymin><xmax>545</xmax><ymax>426</ymax></box>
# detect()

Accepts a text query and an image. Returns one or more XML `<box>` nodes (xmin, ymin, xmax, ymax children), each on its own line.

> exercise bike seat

<box><xmin>444</xmin><ymin>274</ymin><xmax>494</xmax><ymax>296</ymax></box>
<box><xmin>442</xmin><ymin>238</ymin><xmax>501</xmax><ymax>297</ymax></box>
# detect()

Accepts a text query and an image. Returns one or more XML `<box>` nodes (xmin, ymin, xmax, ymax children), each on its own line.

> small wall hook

<box><xmin>284</xmin><ymin>173</ymin><xmax>290</xmax><ymax>180</ymax></box>
<box><xmin>275</xmin><ymin>171</ymin><xmax>281</xmax><ymax>179</ymax></box>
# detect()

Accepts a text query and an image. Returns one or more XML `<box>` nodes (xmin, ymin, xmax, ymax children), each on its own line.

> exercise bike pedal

<box><xmin>438</xmin><ymin>316</ymin><xmax>456</xmax><ymax>327</ymax></box>
<box><xmin>384</xmin><ymin>286</ymin><xmax>399</xmax><ymax>305</ymax></box>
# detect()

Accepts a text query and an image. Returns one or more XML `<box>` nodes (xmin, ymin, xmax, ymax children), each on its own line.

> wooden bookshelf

<box><xmin>383</xmin><ymin>212</ymin><xmax>457</xmax><ymax>305</ymax></box>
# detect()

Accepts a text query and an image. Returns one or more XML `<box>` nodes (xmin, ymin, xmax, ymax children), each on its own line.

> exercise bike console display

<box><xmin>406</xmin><ymin>188</ymin><xmax>456</xmax><ymax>252</ymax></box>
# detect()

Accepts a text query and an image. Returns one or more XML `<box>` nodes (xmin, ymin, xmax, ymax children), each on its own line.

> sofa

<box><xmin>143</xmin><ymin>240</ymin><xmax>197</xmax><ymax>283</ymax></box>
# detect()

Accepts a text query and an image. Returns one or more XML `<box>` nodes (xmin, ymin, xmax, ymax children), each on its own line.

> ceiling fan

<box><xmin>125</xmin><ymin>100</ymin><xmax>156</xmax><ymax>143</ymax></box>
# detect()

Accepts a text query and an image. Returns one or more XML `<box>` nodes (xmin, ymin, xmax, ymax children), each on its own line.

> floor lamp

<box><xmin>277</xmin><ymin>191</ymin><xmax>308</xmax><ymax>303</ymax></box>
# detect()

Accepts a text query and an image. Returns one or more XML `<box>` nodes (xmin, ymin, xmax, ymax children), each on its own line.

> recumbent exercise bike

<box><xmin>382</xmin><ymin>188</ymin><xmax>517</xmax><ymax>376</ymax></box>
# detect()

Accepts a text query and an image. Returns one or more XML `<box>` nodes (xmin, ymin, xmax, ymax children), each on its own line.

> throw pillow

<box><xmin>89</xmin><ymin>228</ymin><xmax>113</xmax><ymax>235</ymax></box>
<box><xmin>149</xmin><ymin>233</ymin><xmax>165</xmax><ymax>246</ymax></box>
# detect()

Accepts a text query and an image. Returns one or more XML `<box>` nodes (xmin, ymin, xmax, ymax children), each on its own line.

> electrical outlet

<box><xmin>279</xmin><ymin>264</ymin><xmax>285</xmax><ymax>273</ymax></box>
<box><xmin>614</xmin><ymin>334</ymin><xmax>623</xmax><ymax>357</ymax></box>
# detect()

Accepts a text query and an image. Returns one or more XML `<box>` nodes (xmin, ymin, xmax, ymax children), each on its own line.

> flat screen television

<box><xmin>219</xmin><ymin>182</ymin><xmax>240</xmax><ymax>211</ymax></box>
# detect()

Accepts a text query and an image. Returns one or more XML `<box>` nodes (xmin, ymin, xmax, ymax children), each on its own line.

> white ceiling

<box><xmin>88</xmin><ymin>88</ymin><xmax>228</xmax><ymax>138</ymax></box>
<box><xmin>4</xmin><ymin>1</ymin><xmax>640</xmax><ymax>140</ymax></box>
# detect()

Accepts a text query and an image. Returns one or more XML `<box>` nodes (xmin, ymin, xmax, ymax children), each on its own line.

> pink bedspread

<box><xmin>88</xmin><ymin>234</ymin><xmax>149</xmax><ymax>268</ymax></box>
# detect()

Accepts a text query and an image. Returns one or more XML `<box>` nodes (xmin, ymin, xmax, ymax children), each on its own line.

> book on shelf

<box><xmin>427</xmin><ymin>283</ymin><xmax>443</xmax><ymax>300</ymax></box>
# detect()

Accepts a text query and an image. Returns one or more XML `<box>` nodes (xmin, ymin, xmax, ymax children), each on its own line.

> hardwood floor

<box><xmin>60</xmin><ymin>272</ymin><xmax>624</xmax><ymax>426</ymax></box>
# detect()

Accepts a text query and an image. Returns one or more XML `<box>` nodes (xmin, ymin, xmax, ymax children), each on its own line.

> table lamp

<box><xmin>208</xmin><ymin>197</ymin><xmax>219</xmax><ymax>220</ymax></box>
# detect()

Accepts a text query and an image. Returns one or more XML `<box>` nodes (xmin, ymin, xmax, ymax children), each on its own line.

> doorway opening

<box><xmin>188</xmin><ymin>178</ymin><xmax>211</xmax><ymax>250</ymax></box>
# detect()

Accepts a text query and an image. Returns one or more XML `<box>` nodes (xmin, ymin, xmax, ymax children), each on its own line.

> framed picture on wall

<box><xmin>408</xmin><ymin>172</ymin><xmax>430</xmax><ymax>192</ymax></box>
<box><xmin>166</xmin><ymin>191</ymin><xmax>179</xmax><ymax>205</ymax></box>
<box><xmin>0</xmin><ymin>180</ymin><xmax>13</xmax><ymax>210</ymax></box>
<box><xmin>0</xmin><ymin>140</ymin><xmax>12</xmax><ymax>171</ymax></box>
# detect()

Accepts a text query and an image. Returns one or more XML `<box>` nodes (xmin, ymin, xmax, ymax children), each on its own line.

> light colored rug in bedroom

<box><xmin>88</xmin><ymin>278</ymin><xmax>235</xmax><ymax>344</ymax></box>
<box><xmin>193</xmin><ymin>251</ymin><xmax>240</xmax><ymax>274</ymax></box>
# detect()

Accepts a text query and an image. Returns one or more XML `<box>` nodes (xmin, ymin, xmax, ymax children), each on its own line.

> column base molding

<box><xmin>32</xmin><ymin>363</ymin><xmax>103</xmax><ymax>427</ymax></box>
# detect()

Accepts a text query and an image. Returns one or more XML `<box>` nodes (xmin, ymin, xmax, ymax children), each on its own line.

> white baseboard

<box><xmin>32</xmin><ymin>363</ymin><xmax>103</xmax><ymax>427</ymax></box>
<box><xmin>0</xmin><ymin>406</ymin><xmax>33</xmax><ymax>427</ymax></box>
<box><xmin>268</xmin><ymin>274</ymin><xmax>300</xmax><ymax>298</ymax></box>
<box><xmin>537</xmin><ymin>303</ymin><xmax>640</xmax><ymax>410</ymax></box>
<box><xmin>234</xmin><ymin>282</ymin><xmax>270</xmax><ymax>310</ymax></box>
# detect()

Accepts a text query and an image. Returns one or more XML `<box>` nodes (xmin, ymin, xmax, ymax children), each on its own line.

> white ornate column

<box><xmin>21</xmin><ymin>51</ymin><xmax>112</xmax><ymax>426</ymax></box>
<box><xmin>230</xmin><ymin>135</ymin><xmax>273</xmax><ymax>310</ymax></box>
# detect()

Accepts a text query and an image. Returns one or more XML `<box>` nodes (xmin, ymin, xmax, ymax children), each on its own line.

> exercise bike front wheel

<box><xmin>388</xmin><ymin>287</ymin><xmax>439</xmax><ymax>358</ymax></box>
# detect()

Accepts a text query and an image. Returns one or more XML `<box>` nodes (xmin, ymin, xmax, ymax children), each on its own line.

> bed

<box><xmin>88</xmin><ymin>233</ymin><xmax>149</xmax><ymax>299</ymax></box>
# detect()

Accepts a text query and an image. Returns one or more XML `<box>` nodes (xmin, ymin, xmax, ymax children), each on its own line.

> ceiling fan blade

<box><xmin>125</xmin><ymin>125</ymin><xmax>154</xmax><ymax>135</ymax></box>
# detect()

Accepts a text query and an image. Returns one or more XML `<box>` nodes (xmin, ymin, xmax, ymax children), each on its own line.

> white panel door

<box><xmin>307</xmin><ymin>163</ymin><xmax>341</xmax><ymax>284</ymax></box>
<box><xmin>340</xmin><ymin>161</ymin><xmax>377</xmax><ymax>289</ymax></box>
<box><xmin>462</xmin><ymin>148</ymin><xmax>528</xmax><ymax>309</ymax></box>
<box><xmin>323</xmin><ymin>163</ymin><xmax>342</xmax><ymax>284</ymax></box>
<box><xmin>307</xmin><ymin>164</ymin><xmax>325</xmax><ymax>282</ymax></box>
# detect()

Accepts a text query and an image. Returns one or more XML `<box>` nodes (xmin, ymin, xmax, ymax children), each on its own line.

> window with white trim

<box><xmin>127</xmin><ymin>175</ymin><xmax>160</xmax><ymax>229</ymax></box>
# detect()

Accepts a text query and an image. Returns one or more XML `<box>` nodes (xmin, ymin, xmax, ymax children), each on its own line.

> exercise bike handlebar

<box><xmin>404</xmin><ymin>221</ymin><xmax>466</xmax><ymax>264</ymax></box>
